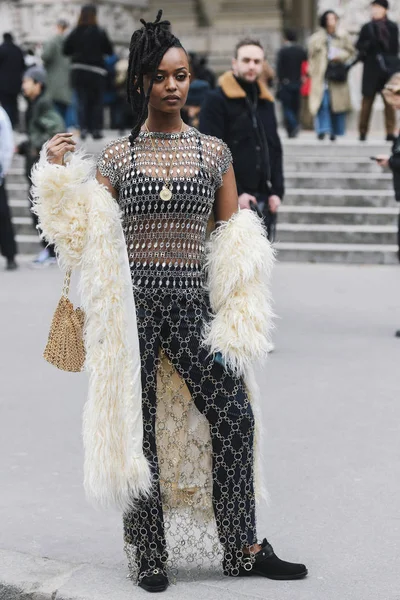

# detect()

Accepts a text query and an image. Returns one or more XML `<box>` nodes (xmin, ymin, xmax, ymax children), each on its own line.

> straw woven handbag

<box><xmin>44</xmin><ymin>270</ymin><xmax>86</xmax><ymax>372</ymax></box>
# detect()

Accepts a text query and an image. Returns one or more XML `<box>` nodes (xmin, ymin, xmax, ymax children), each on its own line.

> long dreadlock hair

<box><xmin>127</xmin><ymin>10</ymin><xmax>185</xmax><ymax>145</ymax></box>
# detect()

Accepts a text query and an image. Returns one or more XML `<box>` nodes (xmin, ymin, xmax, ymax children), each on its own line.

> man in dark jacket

<box><xmin>18</xmin><ymin>66</ymin><xmax>64</xmax><ymax>267</ymax></box>
<box><xmin>276</xmin><ymin>29</ymin><xmax>307</xmax><ymax>138</ymax></box>
<box><xmin>199</xmin><ymin>38</ymin><xmax>284</xmax><ymax>241</ymax></box>
<box><xmin>0</xmin><ymin>33</ymin><xmax>25</xmax><ymax>128</ymax></box>
<box><xmin>376</xmin><ymin>74</ymin><xmax>400</xmax><ymax>265</ymax></box>
<box><xmin>356</xmin><ymin>0</ymin><xmax>399</xmax><ymax>142</ymax></box>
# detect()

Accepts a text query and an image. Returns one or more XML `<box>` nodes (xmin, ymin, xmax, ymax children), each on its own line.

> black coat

<box><xmin>356</xmin><ymin>20</ymin><xmax>399</xmax><ymax>97</ymax></box>
<box><xmin>0</xmin><ymin>41</ymin><xmax>25</xmax><ymax>95</ymax></box>
<box><xmin>199</xmin><ymin>71</ymin><xmax>284</xmax><ymax>200</ymax></box>
<box><xmin>276</xmin><ymin>44</ymin><xmax>307</xmax><ymax>84</ymax></box>
<box><xmin>389</xmin><ymin>135</ymin><xmax>400</xmax><ymax>203</ymax></box>
<box><xmin>63</xmin><ymin>25</ymin><xmax>113</xmax><ymax>69</ymax></box>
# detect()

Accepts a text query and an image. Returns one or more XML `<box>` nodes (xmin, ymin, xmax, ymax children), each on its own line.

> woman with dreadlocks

<box><xmin>31</xmin><ymin>11</ymin><xmax>307</xmax><ymax>593</ymax></box>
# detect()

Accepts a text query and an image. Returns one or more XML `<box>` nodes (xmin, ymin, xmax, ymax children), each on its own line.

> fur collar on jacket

<box><xmin>218</xmin><ymin>70</ymin><xmax>274</xmax><ymax>103</ymax></box>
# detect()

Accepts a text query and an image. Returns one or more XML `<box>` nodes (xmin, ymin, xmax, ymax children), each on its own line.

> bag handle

<box><xmin>62</xmin><ymin>269</ymin><xmax>72</xmax><ymax>298</ymax></box>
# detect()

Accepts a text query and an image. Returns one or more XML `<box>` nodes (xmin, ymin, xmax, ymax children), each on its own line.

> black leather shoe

<box><xmin>386</xmin><ymin>134</ymin><xmax>396</xmax><ymax>142</ymax></box>
<box><xmin>6</xmin><ymin>259</ymin><xmax>18</xmax><ymax>271</ymax></box>
<box><xmin>317</xmin><ymin>133</ymin><xmax>325</xmax><ymax>141</ymax></box>
<box><xmin>238</xmin><ymin>539</ymin><xmax>308</xmax><ymax>581</ymax></box>
<box><xmin>138</xmin><ymin>568</ymin><xmax>169</xmax><ymax>593</ymax></box>
<box><xmin>359</xmin><ymin>134</ymin><xmax>367</xmax><ymax>142</ymax></box>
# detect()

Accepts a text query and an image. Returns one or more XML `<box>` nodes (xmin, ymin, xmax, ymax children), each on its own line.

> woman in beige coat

<box><xmin>308</xmin><ymin>10</ymin><xmax>355</xmax><ymax>140</ymax></box>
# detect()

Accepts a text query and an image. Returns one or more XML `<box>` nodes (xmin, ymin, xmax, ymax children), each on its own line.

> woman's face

<box><xmin>144</xmin><ymin>46</ymin><xmax>190</xmax><ymax>114</ymax></box>
<box><xmin>325</xmin><ymin>13</ymin><xmax>338</xmax><ymax>33</ymax></box>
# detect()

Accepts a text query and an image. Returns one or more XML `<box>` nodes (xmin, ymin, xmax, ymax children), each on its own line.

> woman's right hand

<box><xmin>46</xmin><ymin>133</ymin><xmax>76</xmax><ymax>166</ymax></box>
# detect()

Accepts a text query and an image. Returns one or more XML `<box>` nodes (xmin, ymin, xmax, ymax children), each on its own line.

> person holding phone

<box><xmin>373</xmin><ymin>72</ymin><xmax>400</xmax><ymax>266</ymax></box>
<box><xmin>372</xmin><ymin>73</ymin><xmax>400</xmax><ymax>337</ymax></box>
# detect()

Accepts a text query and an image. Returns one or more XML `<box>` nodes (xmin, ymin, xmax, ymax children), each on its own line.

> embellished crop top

<box><xmin>97</xmin><ymin>127</ymin><xmax>232</xmax><ymax>291</ymax></box>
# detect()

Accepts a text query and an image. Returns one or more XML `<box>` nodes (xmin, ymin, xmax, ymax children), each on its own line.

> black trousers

<box><xmin>278</xmin><ymin>82</ymin><xmax>301</xmax><ymax>135</ymax></box>
<box><xmin>0</xmin><ymin>91</ymin><xmax>19</xmax><ymax>128</ymax></box>
<box><xmin>123</xmin><ymin>289</ymin><xmax>257</xmax><ymax>574</ymax></box>
<box><xmin>25</xmin><ymin>155</ymin><xmax>55</xmax><ymax>257</ymax></box>
<box><xmin>0</xmin><ymin>181</ymin><xmax>17</xmax><ymax>260</ymax></box>
<box><xmin>397</xmin><ymin>211</ymin><xmax>400</xmax><ymax>263</ymax></box>
<box><xmin>72</xmin><ymin>70</ymin><xmax>105</xmax><ymax>133</ymax></box>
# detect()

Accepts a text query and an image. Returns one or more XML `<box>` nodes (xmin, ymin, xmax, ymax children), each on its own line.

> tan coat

<box><xmin>308</xmin><ymin>28</ymin><xmax>355</xmax><ymax>116</ymax></box>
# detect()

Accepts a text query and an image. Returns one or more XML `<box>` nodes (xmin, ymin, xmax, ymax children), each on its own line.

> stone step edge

<box><xmin>275</xmin><ymin>242</ymin><xmax>397</xmax><ymax>252</ymax></box>
<box><xmin>285</xmin><ymin>172</ymin><xmax>391</xmax><ymax>180</ymax></box>
<box><xmin>12</xmin><ymin>216</ymin><xmax>32</xmax><ymax>224</ymax></box>
<box><xmin>16</xmin><ymin>234</ymin><xmax>40</xmax><ymax>243</ymax></box>
<box><xmin>279</xmin><ymin>206</ymin><xmax>398</xmax><ymax>214</ymax></box>
<box><xmin>283</xmin><ymin>156</ymin><xmax>385</xmax><ymax>162</ymax></box>
<box><xmin>9</xmin><ymin>200</ymin><xmax>30</xmax><ymax>207</ymax></box>
<box><xmin>285</xmin><ymin>189</ymin><xmax>394</xmax><ymax>196</ymax></box>
<box><xmin>277</xmin><ymin>224</ymin><xmax>397</xmax><ymax>233</ymax></box>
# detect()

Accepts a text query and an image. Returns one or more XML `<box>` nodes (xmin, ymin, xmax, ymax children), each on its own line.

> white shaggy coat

<box><xmin>204</xmin><ymin>209</ymin><xmax>275</xmax><ymax>377</ymax></box>
<box><xmin>31</xmin><ymin>149</ymin><xmax>151</xmax><ymax>511</ymax></box>
<box><xmin>30</xmin><ymin>150</ymin><xmax>275</xmax><ymax>513</ymax></box>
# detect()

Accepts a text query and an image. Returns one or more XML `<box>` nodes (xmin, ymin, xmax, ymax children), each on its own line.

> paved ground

<box><xmin>1</xmin><ymin>260</ymin><xmax>400</xmax><ymax>600</ymax></box>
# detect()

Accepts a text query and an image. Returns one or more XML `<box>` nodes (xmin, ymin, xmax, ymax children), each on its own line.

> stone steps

<box><xmin>285</xmin><ymin>172</ymin><xmax>393</xmax><ymax>190</ymax></box>
<box><xmin>275</xmin><ymin>242</ymin><xmax>398</xmax><ymax>264</ymax></box>
<box><xmin>283</xmin><ymin>141</ymin><xmax>394</xmax><ymax>157</ymax></box>
<box><xmin>277</xmin><ymin>223</ymin><xmax>397</xmax><ymax>245</ymax></box>
<box><xmin>284</xmin><ymin>159</ymin><xmax>383</xmax><ymax>174</ymax></box>
<box><xmin>278</xmin><ymin>139</ymin><xmax>399</xmax><ymax>263</ymax></box>
<box><xmin>215</xmin><ymin>0</ymin><xmax>279</xmax><ymax>24</ymax></box>
<box><xmin>279</xmin><ymin>205</ymin><xmax>398</xmax><ymax>226</ymax></box>
<box><xmin>148</xmin><ymin>0</ymin><xmax>197</xmax><ymax>26</ymax></box>
<box><xmin>284</xmin><ymin>189</ymin><xmax>395</xmax><ymax>207</ymax></box>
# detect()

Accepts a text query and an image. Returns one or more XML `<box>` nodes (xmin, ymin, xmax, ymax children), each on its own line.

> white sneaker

<box><xmin>266</xmin><ymin>342</ymin><xmax>275</xmax><ymax>353</ymax></box>
<box><xmin>31</xmin><ymin>248</ymin><xmax>57</xmax><ymax>268</ymax></box>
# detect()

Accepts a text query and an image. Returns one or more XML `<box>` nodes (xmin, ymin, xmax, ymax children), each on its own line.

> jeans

<box><xmin>53</xmin><ymin>101</ymin><xmax>68</xmax><ymax>126</ymax></box>
<box><xmin>315</xmin><ymin>88</ymin><xmax>346</xmax><ymax>136</ymax></box>
<box><xmin>279</xmin><ymin>82</ymin><xmax>301</xmax><ymax>135</ymax></box>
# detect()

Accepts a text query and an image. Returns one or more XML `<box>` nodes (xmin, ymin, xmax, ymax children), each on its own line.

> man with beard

<box><xmin>199</xmin><ymin>38</ymin><xmax>284</xmax><ymax>243</ymax></box>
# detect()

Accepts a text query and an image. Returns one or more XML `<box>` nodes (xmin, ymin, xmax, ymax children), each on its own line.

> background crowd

<box><xmin>0</xmin><ymin>0</ymin><xmax>400</xmax><ymax>272</ymax></box>
<box><xmin>0</xmin><ymin>1</ymin><xmax>399</xmax><ymax>142</ymax></box>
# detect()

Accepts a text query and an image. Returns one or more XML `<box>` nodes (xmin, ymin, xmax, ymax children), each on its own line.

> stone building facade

<box><xmin>317</xmin><ymin>0</ymin><xmax>400</xmax><ymax>32</ymax></box>
<box><xmin>0</xmin><ymin>0</ymin><xmax>398</xmax><ymax>74</ymax></box>
<box><xmin>0</xmin><ymin>0</ymin><xmax>147</xmax><ymax>46</ymax></box>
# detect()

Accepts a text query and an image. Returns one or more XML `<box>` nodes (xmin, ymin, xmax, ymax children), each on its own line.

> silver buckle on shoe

<box><xmin>243</xmin><ymin>560</ymin><xmax>253</xmax><ymax>572</ymax></box>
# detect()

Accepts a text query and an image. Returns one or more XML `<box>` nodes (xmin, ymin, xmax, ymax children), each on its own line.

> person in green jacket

<box><xmin>41</xmin><ymin>20</ymin><xmax>73</xmax><ymax>124</ymax></box>
<box><xmin>18</xmin><ymin>65</ymin><xmax>64</xmax><ymax>267</ymax></box>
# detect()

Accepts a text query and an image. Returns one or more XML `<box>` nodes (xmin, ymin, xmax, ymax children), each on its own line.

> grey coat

<box><xmin>42</xmin><ymin>34</ymin><xmax>72</xmax><ymax>105</ymax></box>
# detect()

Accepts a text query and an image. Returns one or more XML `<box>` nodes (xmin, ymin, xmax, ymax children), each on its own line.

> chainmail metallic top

<box><xmin>97</xmin><ymin>127</ymin><xmax>232</xmax><ymax>292</ymax></box>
